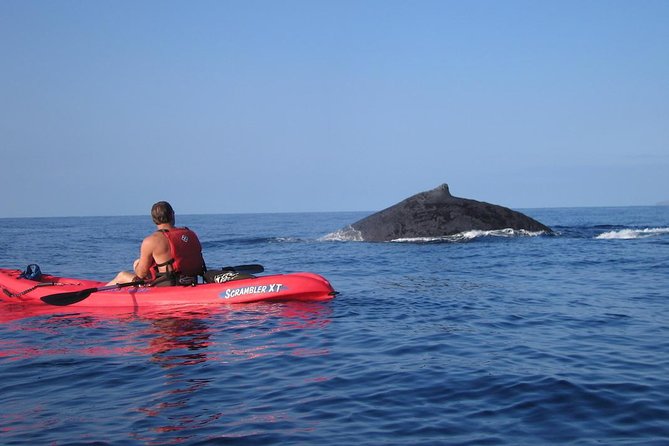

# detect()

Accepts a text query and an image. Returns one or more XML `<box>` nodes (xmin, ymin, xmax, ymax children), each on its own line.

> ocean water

<box><xmin>0</xmin><ymin>206</ymin><xmax>668</xmax><ymax>445</ymax></box>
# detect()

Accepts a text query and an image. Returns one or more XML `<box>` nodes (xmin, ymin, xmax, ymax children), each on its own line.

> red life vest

<box><xmin>150</xmin><ymin>227</ymin><xmax>205</xmax><ymax>283</ymax></box>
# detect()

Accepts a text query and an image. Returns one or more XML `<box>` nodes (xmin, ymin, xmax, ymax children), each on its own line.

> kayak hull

<box><xmin>0</xmin><ymin>268</ymin><xmax>336</xmax><ymax>307</ymax></box>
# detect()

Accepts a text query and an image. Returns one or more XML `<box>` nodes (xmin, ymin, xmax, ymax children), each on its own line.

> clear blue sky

<box><xmin>1</xmin><ymin>0</ymin><xmax>667</xmax><ymax>217</ymax></box>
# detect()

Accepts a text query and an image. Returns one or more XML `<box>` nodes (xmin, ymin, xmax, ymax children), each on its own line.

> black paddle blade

<box><xmin>41</xmin><ymin>288</ymin><xmax>96</xmax><ymax>306</ymax></box>
<box><xmin>223</xmin><ymin>264</ymin><xmax>264</xmax><ymax>274</ymax></box>
<box><xmin>40</xmin><ymin>280</ymin><xmax>145</xmax><ymax>306</ymax></box>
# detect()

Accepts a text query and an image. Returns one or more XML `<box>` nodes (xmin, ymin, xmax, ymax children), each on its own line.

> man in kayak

<box><xmin>107</xmin><ymin>201</ymin><xmax>206</xmax><ymax>286</ymax></box>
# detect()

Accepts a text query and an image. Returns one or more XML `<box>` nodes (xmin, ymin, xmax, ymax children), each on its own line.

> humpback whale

<box><xmin>331</xmin><ymin>184</ymin><xmax>552</xmax><ymax>242</ymax></box>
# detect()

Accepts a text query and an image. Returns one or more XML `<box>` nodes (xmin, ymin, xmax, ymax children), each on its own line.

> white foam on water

<box><xmin>595</xmin><ymin>227</ymin><xmax>669</xmax><ymax>240</ymax></box>
<box><xmin>321</xmin><ymin>227</ymin><xmax>548</xmax><ymax>242</ymax></box>
<box><xmin>392</xmin><ymin>228</ymin><xmax>547</xmax><ymax>243</ymax></box>
<box><xmin>319</xmin><ymin>226</ymin><xmax>364</xmax><ymax>241</ymax></box>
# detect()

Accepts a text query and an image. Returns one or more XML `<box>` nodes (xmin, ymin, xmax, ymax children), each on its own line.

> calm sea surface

<box><xmin>1</xmin><ymin>207</ymin><xmax>668</xmax><ymax>445</ymax></box>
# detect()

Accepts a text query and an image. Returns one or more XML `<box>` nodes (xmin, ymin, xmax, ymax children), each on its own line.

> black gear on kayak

<box><xmin>203</xmin><ymin>270</ymin><xmax>255</xmax><ymax>284</ymax></box>
<box><xmin>19</xmin><ymin>264</ymin><xmax>42</xmax><ymax>281</ymax></box>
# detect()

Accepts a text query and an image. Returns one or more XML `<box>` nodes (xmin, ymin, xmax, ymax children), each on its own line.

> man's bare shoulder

<box><xmin>142</xmin><ymin>231</ymin><xmax>164</xmax><ymax>246</ymax></box>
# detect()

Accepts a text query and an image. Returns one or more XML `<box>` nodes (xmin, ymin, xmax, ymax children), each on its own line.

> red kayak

<box><xmin>0</xmin><ymin>267</ymin><xmax>336</xmax><ymax>307</ymax></box>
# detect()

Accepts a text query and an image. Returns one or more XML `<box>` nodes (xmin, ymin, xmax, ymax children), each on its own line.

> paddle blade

<box><xmin>223</xmin><ymin>264</ymin><xmax>264</xmax><ymax>274</ymax></box>
<box><xmin>41</xmin><ymin>288</ymin><xmax>96</xmax><ymax>306</ymax></box>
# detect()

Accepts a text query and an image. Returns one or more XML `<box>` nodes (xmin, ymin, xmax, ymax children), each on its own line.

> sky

<box><xmin>1</xmin><ymin>0</ymin><xmax>667</xmax><ymax>217</ymax></box>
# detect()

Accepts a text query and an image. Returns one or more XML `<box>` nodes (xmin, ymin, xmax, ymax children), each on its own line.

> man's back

<box><xmin>142</xmin><ymin>230</ymin><xmax>173</xmax><ymax>273</ymax></box>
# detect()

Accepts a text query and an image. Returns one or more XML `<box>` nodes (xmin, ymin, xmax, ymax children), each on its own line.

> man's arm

<box><xmin>134</xmin><ymin>236</ymin><xmax>155</xmax><ymax>279</ymax></box>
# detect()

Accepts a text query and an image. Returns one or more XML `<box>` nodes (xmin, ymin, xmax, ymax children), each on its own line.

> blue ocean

<box><xmin>1</xmin><ymin>206</ymin><xmax>668</xmax><ymax>445</ymax></box>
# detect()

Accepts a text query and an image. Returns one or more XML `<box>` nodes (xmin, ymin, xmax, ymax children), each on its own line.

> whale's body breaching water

<box><xmin>325</xmin><ymin>184</ymin><xmax>552</xmax><ymax>242</ymax></box>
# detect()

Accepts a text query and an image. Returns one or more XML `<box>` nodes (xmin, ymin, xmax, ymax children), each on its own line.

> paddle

<box><xmin>41</xmin><ymin>280</ymin><xmax>146</xmax><ymax>306</ymax></box>
<box><xmin>40</xmin><ymin>264</ymin><xmax>265</xmax><ymax>306</ymax></box>
<box><xmin>220</xmin><ymin>264</ymin><xmax>264</xmax><ymax>274</ymax></box>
